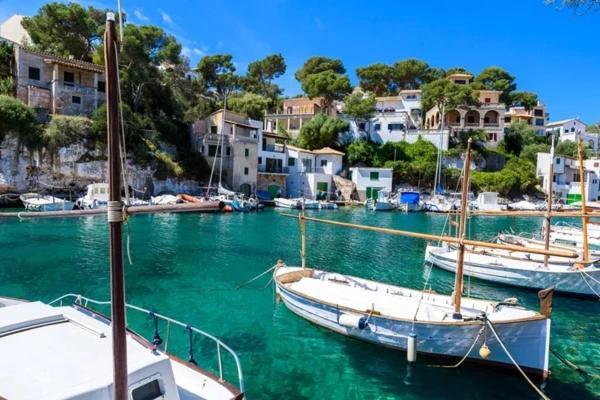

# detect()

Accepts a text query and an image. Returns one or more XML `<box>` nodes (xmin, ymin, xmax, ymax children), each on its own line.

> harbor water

<box><xmin>0</xmin><ymin>209</ymin><xmax>598</xmax><ymax>399</ymax></box>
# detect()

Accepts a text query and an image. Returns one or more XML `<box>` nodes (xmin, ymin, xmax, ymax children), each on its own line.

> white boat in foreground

<box><xmin>0</xmin><ymin>294</ymin><xmax>244</xmax><ymax>400</ymax></box>
<box><xmin>20</xmin><ymin>193</ymin><xmax>75</xmax><ymax>211</ymax></box>
<box><xmin>275</xmin><ymin>265</ymin><xmax>551</xmax><ymax>377</ymax></box>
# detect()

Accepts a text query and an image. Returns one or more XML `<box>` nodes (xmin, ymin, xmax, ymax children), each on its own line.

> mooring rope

<box><xmin>579</xmin><ymin>270</ymin><xmax>600</xmax><ymax>300</ymax></box>
<box><xmin>485</xmin><ymin>319</ymin><xmax>550</xmax><ymax>400</ymax></box>
<box><xmin>550</xmin><ymin>348</ymin><xmax>600</xmax><ymax>378</ymax></box>
<box><xmin>236</xmin><ymin>264</ymin><xmax>278</xmax><ymax>289</ymax></box>
<box><xmin>427</xmin><ymin>324</ymin><xmax>485</xmax><ymax>369</ymax></box>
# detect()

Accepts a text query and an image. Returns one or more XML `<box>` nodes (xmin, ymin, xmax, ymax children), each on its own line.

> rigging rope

<box><xmin>579</xmin><ymin>270</ymin><xmax>600</xmax><ymax>299</ymax></box>
<box><xmin>427</xmin><ymin>324</ymin><xmax>485</xmax><ymax>369</ymax></box>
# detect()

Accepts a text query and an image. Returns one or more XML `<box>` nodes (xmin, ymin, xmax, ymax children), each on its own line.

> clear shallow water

<box><xmin>0</xmin><ymin>209</ymin><xmax>598</xmax><ymax>399</ymax></box>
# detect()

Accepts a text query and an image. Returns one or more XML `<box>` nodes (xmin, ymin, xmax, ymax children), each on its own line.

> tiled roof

<box><xmin>21</xmin><ymin>47</ymin><xmax>104</xmax><ymax>73</ymax></box>
<box><xmin>313</xmin><ymin>146</ymin><xmax>344</xmax><ymax>156</ymax></box>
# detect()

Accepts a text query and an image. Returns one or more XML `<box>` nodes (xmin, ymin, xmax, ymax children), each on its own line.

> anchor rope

<box><xmin>551</xmin><ymin>348</ymin><xmax>600</xmax><ymax>378</ymax></box>
<box><xmin>236</xmin><ymin>264</ymin><xmax>278</xmax><ymax>289</ymax></box>
<box><xmin>485</xmin><ymin>319</ymin><xmax>550</xmax><ymax>400</ymax></box>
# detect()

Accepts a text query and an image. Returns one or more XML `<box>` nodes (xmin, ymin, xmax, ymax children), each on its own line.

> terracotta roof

<box><xmin>313</xmin><ymin>146</ymin><xmax>344</xmax><ymax>156</ymax></box>
<box><xmin>262</xmin><ymin>130</ymin><xmax>288</xmax><ymax>140</ymax></box>
<box><xmin>20</xmin><ymin>47</ymin><xmax>104</xmax><ymax>73</ymax></box>
<box><xmin>286</xmin><ymin>144</ymin><xmax>314</xmax><ymax>154</ymax></box>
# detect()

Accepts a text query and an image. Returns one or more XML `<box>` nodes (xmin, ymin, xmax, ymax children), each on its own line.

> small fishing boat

<box><xmin>421</xmin><ymin>194</ymin><xmax>459</xmax><ymax>213</ymax></box>
<box><xmin>0</xmin><ymin>294</ymin><xmax>244</xmax><ymax>400</ymax></box>
<box><xmin>399</xmin><ymin>191</ymin><xmax>421</xmax><ymax>212</ymax></box>
<box><xmin>274</xmin><ymin>198</ymin><xmax>301</xmax><ymax>209</ymax></box>
<box><xmin>19</xmin><ymin>193</ymin><xmax>75</xmax><ymax>211</ymax></box>
<box><xmin>475</xmin><ymin>192</ymin><xmax>505</xmax><ymax>211</ymax></box>
<box><xmin>76</xmin><ymin>183</ymin><xmax>109</xmax><ymax>209</ymax></box>
<box><xmin>498</xmin><ymin>232</ymin><xmax>600</xmax><ymax>258</ymax></box>
<box><xmin>151</xmin><ymin>194</ymin><xmax>179</xmax><ymax>205</ymax></box>
<box><xmin>318</xmin><ymin>201</ymin><xmax>338</xmax><ymax>209</ymax></box>
<box><xmin>366</xmin><ymin>190</ymin><xmax>398</xmax><ymax>211</ymax></box>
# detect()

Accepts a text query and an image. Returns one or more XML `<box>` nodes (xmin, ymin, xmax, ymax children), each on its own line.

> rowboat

<box><xmin>20</xmin><ymin>193</ymin><xmax>75</xmax><ymax>211</ymax></box>
<box><xmin>0</xmin><ymin>294</ymin><xmax>244</xmax><ymax>400</ymax></box>
<box><xmin>275</xmin><ymin>265</ymin><xmax>552</xmax><ymax>377</ymax></box>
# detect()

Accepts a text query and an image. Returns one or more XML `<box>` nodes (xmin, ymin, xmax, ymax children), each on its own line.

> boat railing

<box><xmin>49</xmin><ymin>294</ymin><xmax>244</xmax><ymax>395</ymax></box>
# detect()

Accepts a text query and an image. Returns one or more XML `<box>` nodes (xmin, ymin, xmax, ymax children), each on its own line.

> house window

<box><xmin>245</xmin><ymin>148</ymin><xmax>249</xmax><ymax>157</ymax></box>
<box><xmin>210</xmin><ymin>125</ymin><xmax>217</xmax><ymax>134</ymax></box>
<box><xmin>208</xmin><ymin>145</ymin><xmax>220</xmax><ymax>157</ymax></box>
<box><xmin>244</xmin><ymin>167</ymin><xmax>249</xmax><ymax>175</ymax></box>
<box><xmin>288</xmin><ymin>157</ymin><xmax>296</xmax><ymax>167</ymax></box>
<box><xmin>484</xmin><ymin>98</ymin><xmax>491</xmax><ymax>103</ymax></box>
<box><xmin>556</xmin><ymin>159</ymin><xmax>561</xmax><ymax>164</ymax></box>
<box><xmin>571</xmin><ymin>127</ymin><xmax>575</xmax><ymax>132</ymax></box>
<box><xmin>505</xmin><ymin>117</ymin><xmax>511</xmax><ymax>123</ymax></box>
<box><xmin>72</xmin><ymin>96</ymin><xmax>81</xmax><ymax>104</ymax></box>
<box><xmin>388</xmin><ymin>123</ymin><xmax>404</xmax><ymax>131</ymax></box>
<box><xmin>534</xmin><ymin>109</ymin><xmax>544</xmax><ymax>117</ymax></box>
<box><xmin>64</xmin><ymin>71</ymin><xmax>75</xmax><ymax>86</ymax></box>
<box><xmin>321</xmin><ymin>159</ymin><xmax>328</xmax><ymax>167</ymax></box>
<box><xmin>97</xmin><ymin>81</ymin><xmax>105</xmax><ymax>93</ymax></box>
<box><xmin>358</xmin><ymin>122</ymin><xmax>366</xmax><ymax>130</ymax></box>
<box><xmin>258</xmin><ymin>157</ymin><xmax>262</xmax><ymax>164</ymax></box>
<box><xmin>28</xmin><ymin>67</ymin><xmax>40</xmax><ymax>80</ymax></box>
<box><xmin>370</xmin><ymin>171</ymin><xmax>379</xmax><ymax>181</ymax></box>
<box><xmin>535</xmin><ymin>119</ymin><xmax>544</xmax><ymax>126</ymax></box>
<box><xmin>455</xmin><ymin>79</ymin><xmax>467</xmax><ymax>85</ymax></box>
<box><xmin>374</xmin><ymin>123</ymin><xmax>381</xmax><ymax>131</ymax></box>
<box><xmin>226</xmin><ymin>147</ymin><xmax>231</xmax><ymax>156</ymax></box>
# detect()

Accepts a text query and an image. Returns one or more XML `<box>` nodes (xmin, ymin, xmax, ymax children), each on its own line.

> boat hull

<box><xmin>426</xmin><ymin>245</ymin><xmax>600</xmax><ymax>297</ymax></box>
<box><xmin>275</xmin><ymin>267</ymin><xmax>550</xmax><ymax>377</ymax></box>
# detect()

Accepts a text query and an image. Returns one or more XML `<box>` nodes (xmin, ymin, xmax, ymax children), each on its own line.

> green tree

<box><xmin>22</xmin><ymin>2</ymin><xmax>120</xmax><ymax>61</ymax></box>
<box><xmin>0</xmin><ymin>42</ymin><xmax>14</xmax><ymax>95</ymax></box>
<box><xmin>445</xmin><ymin>67</ymin><xmax>472</xmax><ymax>76</ymax></box>
<box><xmin>499</xmin><ymin>120</ymin><xmax>536</xmax><ymax>155</ymax></box>
<box><xmin>511</xmin><ymin>91</ymin><xmax>539</xmax><ymax>111</ymax></box>
<box><xmin>295</xmin><ymin>56</ymin><xmax>345</xmax><ymax>82</ymax></box>
<box><xmin>587</xmin><ymin>121</ymin><xmax>600</xmax><ymax>133</ymax></box>
<box><xmin>0</xmin><ymin>95</ymin><xmax>41</xmax><ymax>154</ymax></box>
<box><xmin>227</xmin><ymin>92</ymin><xmax>270</xmax><ymax>120</ymax></box>
<box><xmin>295</xmin><ymin>57</ymin><xmax>351</xmax><ymax>112</ymax></box>
<box><xmin>521</xmin><ymin>143</ymin><xmax>550</xmax><ymax>163</ymax></box>
<box><xmin>196</xmin><ymin>54</ymin><xmax>239</xmax><ymax>100</ymax></box>
<box><xmin>244</xmin><ymin>54</ymin><xmax>286</xmax><ymax>110</ymax></box>
<box><xmin>356</xmin><ymin>63</ymin><xmax>394</xmax><ymax>95</ymax></box>
<box><xmin>471</xmin><ymin>158</ymin><xmax>538</xmax><ymax>197</ymax></box>
<box><xmin>296</xmin><ymin>113</ymin><xmax>348</xmax><ymax>150</ymax></box>
<box><xmin>343</xmin><ymin>92</ymin><xmax>376</xmax><ymax>140</ymax></box>
<box><xmin>421</xmin><ymin>78</ymin><xmax>479</xmax><ymax>115</ymax></box>
<box><xmin>43</xmin><ymin>115</ymin><xmax>92</xmax><ymax>166</ymax></box>
<box><xmin>472</xmin><ymin>67</ymin><xmax>516</xmax><ymax>105</ymax></box>
<box><xmin>345</xmin><ymin>139</ymin><xmax>379</xmax><ymax>166</ymax></box>
<box><xmin>392</xmin><ymin>59</ymin><xmax>438</xmax><ymax>90</ymax></box>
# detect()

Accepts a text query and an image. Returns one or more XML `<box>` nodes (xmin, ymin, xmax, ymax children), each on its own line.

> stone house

<box><xmin>191</xmin><ymin>110</ymin><xmax>259</xmax><ymax>195</ymax></box>
<box><xmin>264</xmin><ymin>97</ymin><xmax>336</xmax><ymax>138</ymax></box>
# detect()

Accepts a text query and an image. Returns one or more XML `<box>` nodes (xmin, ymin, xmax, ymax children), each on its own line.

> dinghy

<box><xmin>366</xmin><ymin>190</ymin><xmax>398</xmax><ymax>211</ymax></box>
<box><xmin>20</xmin><ymin>193</ymin><xmax>75</xmax><ymax>211</ymax></box>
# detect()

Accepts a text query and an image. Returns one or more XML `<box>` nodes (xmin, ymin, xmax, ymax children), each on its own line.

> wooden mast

<box><xmin>299</xmin><ymin>201</ymin><xmax>307</xmax><ymax>269</ymax></box>
<box><xmin>104</xmin><ymin>14</ymin><xmax>128</xmax><ymax>400</ymax></box>
<box><xmin>452</xmin><ymin>139</ymin><xmax>472</xmax><ymax>318</ymax></box>
<box><xmin>577</xmin><ymin>138</ymin><xmax>590</xmax><ymax>263</ymax></box>
<box><xmin>543</xmin><ymin>133</ymin><xmax>556</xmax><ymax>267</ymax></box>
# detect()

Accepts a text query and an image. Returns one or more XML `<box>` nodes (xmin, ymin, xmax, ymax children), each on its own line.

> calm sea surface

<box><xmin>0</xmin><ymin>209</ymin><xmax>598</xmax><ymax>399</ymax></box>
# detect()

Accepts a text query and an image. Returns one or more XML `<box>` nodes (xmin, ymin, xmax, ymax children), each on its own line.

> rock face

<box><xmin>332</xmin><ymin>175</ymin><xmax>357</xmax><ymax>201</ymax></box>
<box><xmin>0</xmin><ymin>138</ymin><xmax>202</xmax><ymax>195</ymax></box>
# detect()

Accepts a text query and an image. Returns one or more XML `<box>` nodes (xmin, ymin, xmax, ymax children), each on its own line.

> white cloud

<box><xmin>160</xmin><ymin>10</ymin><xmax>174</xmax><ymax>25</ymax></box>
<box><xmin>182</xmin><ymin>47</ymin><xmax>205</xmax><ymax>59</ymax></box>
<box><xmin>133</xmin><ymin>9</ymin><xmax>149</xmax><ymax>22</ymax></box>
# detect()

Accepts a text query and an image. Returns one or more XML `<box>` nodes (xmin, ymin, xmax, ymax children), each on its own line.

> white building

<box><xmin>349</xmin><ymin>167</ymin><xmax>393</xmax><ymax>201</ymax></box>
<box><xmin>256</xmin><ymin>129</ymin><xmax>289</xmax><ymax>198</ymax></box>
<box><xmin>536</xmin><ymin>153</ymin><xmax>599</xmax><ymax>202</ymax></box>
<box><xmin>546</xmin><ymin>119</ymin><xmax>598</xmax><ymax>153</ymax></box>
<box><xmin>285</xmin><ymin>146</ymin><xmax>344</xmax><ymax>199</ymax></box>
<box><xmin>0</xmin><ymin>15</ymin><xmax>30</xmax><ymax>45</ymax></box>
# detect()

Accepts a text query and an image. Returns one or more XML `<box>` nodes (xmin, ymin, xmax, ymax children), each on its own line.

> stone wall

<box><xmin>0</xmin><ymin>138</ymin><xmax>202</xmax><ymax>195</ymax></box>
<box><xmin>257</xmin><ymin>173</ymin><xmax>286</xmax><ymax>197</ymax></box>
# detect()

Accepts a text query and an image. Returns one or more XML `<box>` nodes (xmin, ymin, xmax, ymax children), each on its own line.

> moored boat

<box><xmin>366</xmin><ymin>190</ymin><xmax>398</xmax><ymax>211</ymax></box>
<box><xmin>20</xmin><ymin>193</ymin><xmax>75</xmax><ymax>211</ymax></box>
<box><xmin>0</xmin><ymin>294</ymin><xmax>244</xmax><ymax>400</ymax></box>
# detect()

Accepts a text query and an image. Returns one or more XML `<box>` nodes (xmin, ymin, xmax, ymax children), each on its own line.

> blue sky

<box><xmin>1</xmin><ymin>0</ymin><xmax>599</xmax><ymax>123</ymax></box>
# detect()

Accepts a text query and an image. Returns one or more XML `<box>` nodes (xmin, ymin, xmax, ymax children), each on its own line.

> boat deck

<box><xmin>277</xmin><ymin>267</ymin><xmax>539</xmax><ymax>323</ymax></box>
<box><xmin>0</xmin><ymin>300</ymin><xmax>239</xmax><ymax>400</ymax></box>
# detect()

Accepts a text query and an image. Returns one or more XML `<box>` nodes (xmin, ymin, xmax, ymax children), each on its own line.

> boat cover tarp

<box><xmin>400</xmin><ymin>192</ymin><xmax>420</xmax><ymax>204</ymax></box>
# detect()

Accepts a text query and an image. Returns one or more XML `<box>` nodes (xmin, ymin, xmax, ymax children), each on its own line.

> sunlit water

<box><xmin>0</xmin><ymin>209</ymin><xmax>598</xmax><ymax>399</ymax></box>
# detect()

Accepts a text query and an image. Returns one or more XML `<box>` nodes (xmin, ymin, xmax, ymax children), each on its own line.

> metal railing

<box><xmin>49</xmin><ymin>294</ymin><xmax>244</xmax><ymax>395</ymax></box>
<box><xmin>257</xmin><ymin>165</ymin><xmax>289</xmax><ymax>173</ymax></box>
<box><xmin>262</xmin><ymin>144</ymin><xmax>285</xmax><ymax>153</ymax></box>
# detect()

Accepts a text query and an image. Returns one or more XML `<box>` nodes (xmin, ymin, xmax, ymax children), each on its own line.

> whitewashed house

<box><xmin>349</xmin><ymin>167</ymin><xmax>393</xmax><ymax>201</ymax></box>
<box><xmin>536</xmin><ymin>153</ymin><xmax>599</xmax><ymax>202</ymax></box>
<box><xmin>256</xmin><ymin>129</ymin><xmax>289</xmax><ymax>198</ymax></box>
<box><xmin>286</xmin><ymin>146</ymin><xmax>344</xmax><ymax>199</ymax></box>
<box><xmin>546</xmin><ymin>119</ymin><xmax>598</xmax><ymax>153</ymax></box>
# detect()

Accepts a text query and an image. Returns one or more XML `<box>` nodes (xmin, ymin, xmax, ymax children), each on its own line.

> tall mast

<box><xmin>433</xmin><ymin>103</ymin><xmax>445</xmax><ymax>194</ymax></box>
<box><xmin>577</xmin><ymin>138</ymin><xmax>590</xmax><ymax>263</ymax></box>
<box><xmin>104</xmin><ymin>14</ymin><xmax>128</xmax><ymax>400</ymax></box>
<box><xmin>453</xmin><ymin>138</ymin><xmax>472</xmax><ymax>319</ymax></box>
<box><xmin>218</xmin><ymin>93</ymin><xmax>228</xmax><ymax>188</ymax></box>
<box><xmin>543</xmin><ymin>133</ymin><xmax>556</xmax><ymax>267</ymax></box>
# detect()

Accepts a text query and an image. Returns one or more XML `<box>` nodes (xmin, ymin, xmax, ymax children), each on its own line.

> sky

<box><xmin>1</xmin><ymin>0</ymin><xmax>599</xmax><ymax>123</ymax></box>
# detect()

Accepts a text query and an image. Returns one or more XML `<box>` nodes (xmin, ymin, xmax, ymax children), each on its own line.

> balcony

<box><xmin>262</xmin><ymin>143</ymin><xmax>285</xmax><ymax>153</ymax></box>
<box><xmin>483</xmin><ymin>122</ymin><xmax>500</xmax><ymax>127</ymax></box>
<box><xmin>258</xmin><ymin>165</ymin><xmax>289</xmax><ymax>174</ymax></box>
<box><xmin>464</xmin><ymin>122</ymin><xmax>481</xmax><ymax>127</ymax></box>
<box><xmin>56</xmin><ymin>80</ymin><xmax>100</xmax><ymax>96</ymax></box>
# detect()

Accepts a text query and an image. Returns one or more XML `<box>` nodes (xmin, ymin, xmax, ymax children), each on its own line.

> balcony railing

<box><xmin>464</xmin><ymin>122</ymin><xmax>481</xmax><ymax>127</ymax></box>
<box><xmin>262</xmin><ymin>143</ymin><xmax>286</xmax><ymax>153</ymax></box>
<box><xmin>484</xmin><ymin>122</ymin><xmax>499</xmax><ymax>127</ymax></box>
<box><xmin>258</xmin><ymin>165</ymin><xmax>289</xmax><ymax>174</ymax></box>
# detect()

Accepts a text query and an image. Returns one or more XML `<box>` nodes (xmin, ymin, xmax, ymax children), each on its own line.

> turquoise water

<box><xmin>0</xmin><ymin>209</ymin><xmax>598</xmax><ymax>399</ymax></box>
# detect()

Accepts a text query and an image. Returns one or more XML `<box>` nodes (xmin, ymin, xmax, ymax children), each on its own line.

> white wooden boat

<box><xmin>0</xmin><ymin>294</ymin><xmax>245</xmax><ymax>400</ymax></box>
<box><xmin>498</xmin><ymin>232</ymin><xmax>600</xmax><ymax>258</ymax></box>
<box><xmin>318</xmin><ymin>201</ymin><xmax>338</xmax><ymax>209</ymax></box>
<box><xmin>274</xmin><ymin>198</ymin><xmax>301</xmax><ymax>209</ymax></box>
<box><xmin>76</xmin><ymin>183</ymin><xmax>109</xmax><ymax>209</ymax></box>
<box><xmin>425</xmin><ymin>243</ymin><xmax>600</xmax><ymax>297</ymax></box>
<box><xmin>20</xmin><ymin>193</ymin><xmax>75</xmax><ymax>211</ymax></box>
<box><xmin>367</xmin><ymin>190</ymin><xmax>398</xmax><ymax>211</ymax></box>
<box><xmin>275</xmin><ymin>265</ymin><xmax>551</xmax><ymax>377</ymax></box>
<box><xmin>475</xmin><ymin>192</ymin><xmax>505</xmax><ymax>211</ymax></box>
